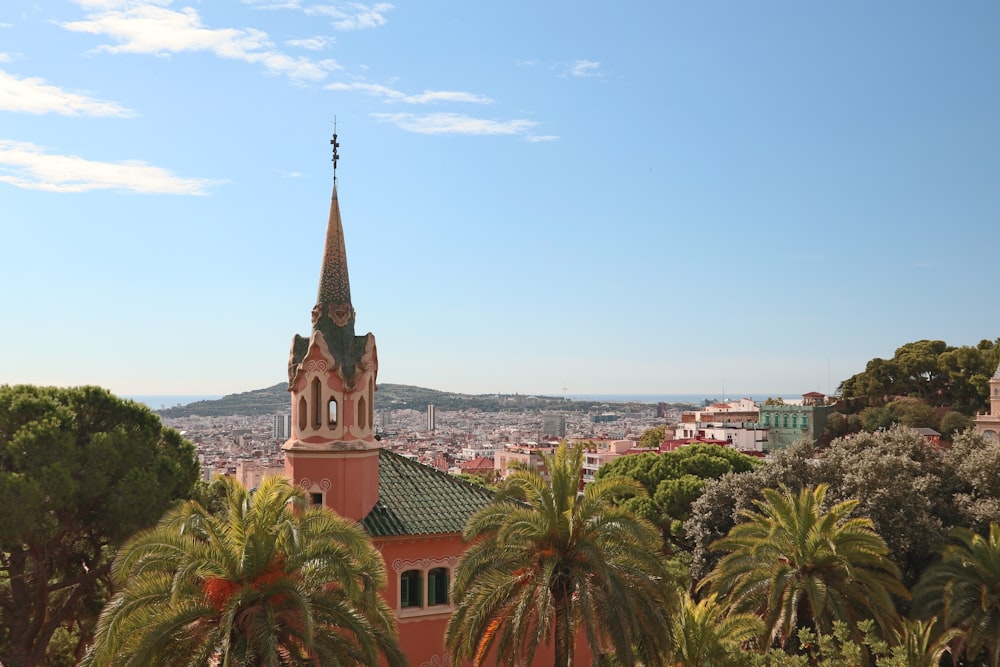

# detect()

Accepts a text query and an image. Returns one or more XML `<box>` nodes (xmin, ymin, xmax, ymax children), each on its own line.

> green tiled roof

<box><xmin>362</xmin><ymin>449</ymin><xmax>496</xmax><ymax>538</ymax></box>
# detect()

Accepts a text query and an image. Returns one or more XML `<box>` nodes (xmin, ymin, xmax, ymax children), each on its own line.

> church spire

<box><xmin>283</xmin><ymin>128</ymin><xmax>380</xmax><ymax>521</ymax></box>
<box><xmin>313</xmin><ymin>125</ymin><xmax>355</xmax><ymax>332</ymax></box>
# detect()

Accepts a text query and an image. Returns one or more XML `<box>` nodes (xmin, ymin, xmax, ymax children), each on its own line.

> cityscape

<box><xmin>3</xmin><ymin>2</ymin><xmax>1000</xmax><ymax>664</ymax></box>
<box><xmin>164</xmin><ymin>389</ymin><xmax>810</xmax><ymax>489</ymax></box>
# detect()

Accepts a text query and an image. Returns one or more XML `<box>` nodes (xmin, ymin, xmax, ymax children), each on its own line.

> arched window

<box><xmin>311</xmin><ymin>378</ymin><xmax>322</xmax><ymax>429</ymax></box>
<box><xmin>297</xmin><ymin>396</ymin><xmax>307</xmax><ymax>431</ymax></box>
<box><xmin>428</xmin><ymin>567</ymin><xmax>449</xmax><ymax>606</ymax></box>
<box><xmin>358</xmin><ymin>395</ymin><xmax>367</xmax><ymax>429</ymax></box>
<box><xmin>400</xmin><ymin>570</ymin><xmax>422</xmax><ymax>608</ymax></box>
<box><xmin>328</xmin><ymin>398</ymin><xmax>338</xmax><ymax>427</ymax></box>
<box><xmin>801</xmin><ymin>415</ymin><xmax>809</xmax><ymax>429</ymax></box>
<box><xmin>783</xmin><ymin>414</ymin><xmax>789</xmax><ymax>428</ymax></box>
<box><xmin>368</xmin><ymin>377</ymin><xmax>375</xmax><ymax>428</ymax></box>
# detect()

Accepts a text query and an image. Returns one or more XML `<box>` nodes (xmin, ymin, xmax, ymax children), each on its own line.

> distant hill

<box><xmin>155</xmin><ymin>383</ymin><xmax>682</xmax><ymax>418</ymax></box>
<box><xmin>156</xmin><ymin>383</ymin><xmax>290</xmax><ymax>417</ymax></box>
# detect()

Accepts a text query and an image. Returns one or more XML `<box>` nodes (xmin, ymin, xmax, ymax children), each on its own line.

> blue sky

<box><xmin>1</xmin><ymin>1</ymin><xmax>998</xmax><ymax>398</ymax></box>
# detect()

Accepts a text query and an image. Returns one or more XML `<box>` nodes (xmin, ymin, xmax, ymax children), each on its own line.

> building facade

<box><xmin>272</xmin><ymin>413</ymin><xmax>292</xmax><ymax>440</ymax></box>
<box><xmin>280</xmin><ymin>147</ymin><xmax>504</xmax><ymax>664</ymax></box>
<box><xmin>542</xmin><ymin>414</ymin><xmax>567</xmax><ymax>438</ymax></box>
<box><xmin>974</xmin><ymin>361</ymin><xmax>1000</xmax><ymax>442</ymax></box>
<box><xmin>758</xmin><ymin>394</ymin><xmax>833</xmax><ymax>452</ymax></box>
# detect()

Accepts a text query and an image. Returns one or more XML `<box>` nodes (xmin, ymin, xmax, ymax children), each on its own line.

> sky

<box><xmin>2</xmin><ymin>1</ymin><xmax>999</xmax><ymax>399</ymax></box>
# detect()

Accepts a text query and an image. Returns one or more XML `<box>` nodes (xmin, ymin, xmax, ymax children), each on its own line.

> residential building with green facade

<box><xmin>758</xmin><ymin>393</ymin><xmax>834</xmax><ymax>451</ymax></box>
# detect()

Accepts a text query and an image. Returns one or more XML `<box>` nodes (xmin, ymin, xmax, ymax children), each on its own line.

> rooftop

<box><xmin>362</xmin><ymin>449</ymin><xmax>495</xmax><ymax>538</ymax></box>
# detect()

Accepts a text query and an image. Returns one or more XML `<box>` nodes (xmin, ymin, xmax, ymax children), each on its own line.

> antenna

<box><xmin>330</xmin><ymin>117</ymin><xmax>340</xmax><ymax>187</ymax></box>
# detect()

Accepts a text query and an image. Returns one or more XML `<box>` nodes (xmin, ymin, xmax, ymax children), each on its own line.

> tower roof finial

<box><xmin>331</xmin><ymin>117</ymin><xmax>340</xmax><ymax>188</ymax></box>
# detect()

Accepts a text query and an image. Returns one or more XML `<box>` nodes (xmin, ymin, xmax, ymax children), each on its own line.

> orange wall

<box><xmin>284</xmin><ymin>450</ymin><xmax>379</xmax><ymax>522</ymax></box>
<box><xmin>374</xmin><ymin>534</ymin><xmax>593</xmax><ymax>667</ymax></box>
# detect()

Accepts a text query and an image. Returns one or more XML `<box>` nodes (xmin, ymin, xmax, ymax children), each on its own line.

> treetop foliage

<box><xmin>687</xmin><ymin>426</ymin><xmax>1000</xmax><ymax>588</ymax></box>
<box><xmin>596</xmin><ymin>444</ymin><xmax>761</xmax><ymax>551</ymax></box>
<box><xmin>838</xmin><ymin>338</ymin><xmax>999</xmax><ymax>414</ymax></box>
<box><xmin>0</xmin><ymin>385</ymin><xmax>200</xmax><ymax>667</ymax></box>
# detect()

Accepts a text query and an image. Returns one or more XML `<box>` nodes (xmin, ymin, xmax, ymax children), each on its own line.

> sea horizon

<box><xmin>127</xmin><ymin>392</ymin><xmax>806</xmax><ymax>410</ymax></box>
<box><xmin>564</xmin><ymin>393</ymin><xmax>804</xmax><ymax>404</ymax></box>
<box><xmin>126</xmin><ymin>394</ymin><xmax>224</xmax><ymax>410</ymax></box>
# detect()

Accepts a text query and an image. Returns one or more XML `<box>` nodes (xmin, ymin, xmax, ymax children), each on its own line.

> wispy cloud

<box><xmin>62</xmin><ymin>2</ymin><xmax>340</xmax><ymax>81</ymax></box>
<box><xmin>306</xmin><ymin>3</ymin><xmax>393</xmax><ymax>30</ymax></box>
<box><xmin>372</xmin><ymin>112</ymin><xmax>537</xmax><ymax>136</ymax></box>
<box><xmin>286</xmin><ymin>35</ymin><xmax>335</xmax><ymax>51</ymax></box>
<box><xmin>0</xmin><ymin>67</ymin><xmax>135</xmax><ymax>116</ymax></box>
<box><xmin>327</xmin><ymin>81</ymin><xmax>491</xmax><ymax>104</ymax></box>
<box><xmin>0</xmin><ymin>140</ymin><xmax>218</xmax><ymax>194</ymax></box>
<box><xmin>569</xmin><ymin>59</ymin><xmax>601</xmax><ymax>78</ymax></box>
<box><xmin>242</xmin><ymin>0</ymin><xmax>303</xmax><ymax>9</ymax></box>
<box><xmin>0</xmin><ymin>53</ymin><xmax>10</xmax><ymax>63</ymax></box>
<box><xmin>526</xmin><ymin>135</ymin><xmax>559</xmax><ymax>143</ymax></box>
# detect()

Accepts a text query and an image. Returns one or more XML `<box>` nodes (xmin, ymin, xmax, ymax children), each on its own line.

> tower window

<box><xmin>297</xmin><ymin>396</ymin><xmax>307</xmax><ymax>431</ymax></box>
<box><xmin>311</xmin><ymin>378</ymin><xmax>322</xmax><ymax>429</ymax></box>
<box><xmin>358</xmin><ymin>395</ymin><xmax>367</xmax><ymax>429</ymax></box>
<box><xmin>368</xmin><ymin>378</ymin><xmax>375</xmax><ymax>430</ymax></box>
<box><xmin>311</xmin><ymin>492</ymin><xmax>323</xmax><ymax>506</ymax></box>
<box><xmin>328</xmin><ymin>398</ymin><xmax>338</xmax><ymax>427</ymax></box>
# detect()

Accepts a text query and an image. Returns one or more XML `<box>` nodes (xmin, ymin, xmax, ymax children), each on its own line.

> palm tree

<box><xmin>82</xmin><ymin>475</ymin><xmax>404</xmax><ymax>667</ymax></box>
<box><xmin>699</xmin><ymin>484</ymin><xmax>907</xmax><ymax>649</ymax></box>
<box><xmin>445</xmin><ymin>443</ymin><xmax>674</xmax><ymax>667</ymax></box>
<box><xmin>667</xmin><ymin>592</ymin><xmax>763</xmax><ymax>667</ymax></box>
<box><xmin>885</xmin><ymin>618</ymin><xmax>958</xmax><ymax>667</ymax></box>
<box><xmin>912</xmin><ymin>524</ymin><xmax>1000</xmax><ymax>667</ymax></box>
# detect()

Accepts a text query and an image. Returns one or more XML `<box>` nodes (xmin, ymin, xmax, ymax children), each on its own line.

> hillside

<box><xmin>155</xmin><ymin>383</ymin><xmax>677</xmax><ymax>418</ymax></box>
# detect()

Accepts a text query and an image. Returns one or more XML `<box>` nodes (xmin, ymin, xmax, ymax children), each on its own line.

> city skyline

<box><xmin>2</xmin><ymin>1</ymin><xmax>999</xmax><ymax>398</ymax></box>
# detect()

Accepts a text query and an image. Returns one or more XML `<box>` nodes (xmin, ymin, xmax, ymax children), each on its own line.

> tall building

<box><xmin>975</xmin><ymin>361</ymin><xmax>1000</xmax><ymax>442</ymax></box>
<box><xmin>272</xmin><ymin>413</ymin><xmax>292</xmax><ymax>440</ymax></box>
<box><xmin>542</xmin><ymin>414</ymin><xmax>566</xmax><ymax>438</ymax></box>
<box><xmin>427</xmin><ymin>404</ymin><xmax>436</xmax><ymax>432</ymax></box>
<box><xmin>280</xmin><ymin>137</ymin><xmax>520</xmax><ymax>664</ymax></box>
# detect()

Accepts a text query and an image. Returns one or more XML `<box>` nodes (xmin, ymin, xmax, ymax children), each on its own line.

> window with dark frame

<box><xmin>400</xmin><ymin>570</ymin><xmax>422</xmax><ymax>608</ymax></box>
<box><xmin>428</xmin><ymin>567</ymin><xmax>449</xmax><ymax>606</ymax></box>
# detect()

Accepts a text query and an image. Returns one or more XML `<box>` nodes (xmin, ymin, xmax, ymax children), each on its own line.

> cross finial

<box><xmin>331</xmin><ymin>117</ymin><xmax>340</xmax><ymax>186</ymax></box>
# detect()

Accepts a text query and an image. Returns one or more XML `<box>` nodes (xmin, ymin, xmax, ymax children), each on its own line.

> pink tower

<box><xmin>282</xmin><ymin>129</ymin><xmax>380</xmax><ymax>521</ymax></box>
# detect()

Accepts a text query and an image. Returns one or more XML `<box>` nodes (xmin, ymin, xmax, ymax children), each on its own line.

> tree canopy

<box><xmin>446</xmin><ymin>443</ymin><xmax>674</xmax><ymax>667</ymax></box>
<box><xmin>83</xmin><ymin>475</ymin><xmax>403</xmax><ymax>667</ymax></box>
<box><xmin>838</xmin><ymin>338</ymin><xmax>999</xmax><ymax>413</ymax></box>
<box><xmin>687</xmin><ymin>426</ymin><xmax>1000</xmax><ymax>588</ymax></box>
<box><xmin>700</xmin><ymin>485</ymin><xmax>907</xmax><ymax>648</ymax></box>
<box><xmin>597</xmin><ymin>444</ymin><xmax>760</xmax><ymax>551</ymax></box>
<box><xmin>0</xmin><ymin>385</ymin><xmax>200</xmax><ymax>667</ymax></box>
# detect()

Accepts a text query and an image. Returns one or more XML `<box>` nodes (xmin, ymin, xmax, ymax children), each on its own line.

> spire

<box><xmin>331</xmin><ymin>119</ymin><xmax>340</xmax><ymax>189</ymax></box>
<box><xmin>313</xmin><ymin>124</ymin><xmax>355</xmax><ymax>331</ymax></box>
